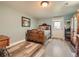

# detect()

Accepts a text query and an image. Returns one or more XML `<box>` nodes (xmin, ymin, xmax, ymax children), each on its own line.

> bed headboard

<box><xmin>39</xmin><ymin>23</ymin><xmax>51</xmax><ymax>38</ymax></box>
<box><xmin>39</xmin><ymin>23</ymin><xmax>51</xmax><ymax>30</ymax></box>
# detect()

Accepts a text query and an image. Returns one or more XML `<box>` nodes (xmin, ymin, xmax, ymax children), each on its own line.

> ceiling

<box><xmin>1</xmin><ymin>1</ymin><xmax>79</xmax><ymax>19</ymax></box>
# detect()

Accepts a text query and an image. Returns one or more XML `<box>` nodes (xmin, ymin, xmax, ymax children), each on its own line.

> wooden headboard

<box><xmin>39</xmin><ymin>23</ymin><xmax>51</xmax><ymax>38</ymax></box>
<box><xmin>39</xmin><ymin>23</ymin><xmax>51</xmax><ymax>30</ymax></box>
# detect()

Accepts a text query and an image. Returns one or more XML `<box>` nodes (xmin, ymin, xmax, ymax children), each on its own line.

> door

<box><xmin>71</xmin><ymin>17</ymin><xmax>74</xmax><ymax>44</ymax></box>
<box><xmin>71</xmin><ymin>16</ymin><xmax>77</xmax><ymax>45</ymax></box>
<box><xmin>52</xmin><ymin>17</ymin><xmax>65</xmax><ymax>39</ymax></box>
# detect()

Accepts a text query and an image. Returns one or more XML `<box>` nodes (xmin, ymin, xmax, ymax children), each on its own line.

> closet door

<box><xmin>71</xmin><ymin>17</ymin><xmax>74</xmax><ymax>45</ymax></box>
<box><xmin>76</xmin><ymin>12</ymin><xmax>79</xmax><ymax>56</ymax></box>
<box><xmin>71</xmin><ymin>16</ymin><xmax>77</xmax><ymax>46</ymax></box>
<box><xmin>73</xmin><ymin>16</ymin><xmax>77</xmax><ymax>46</ymax></box>
<box><xmin>77</xmin><ymin>13</ymin><xmax>79</xmax><ymax>33</ymax></box>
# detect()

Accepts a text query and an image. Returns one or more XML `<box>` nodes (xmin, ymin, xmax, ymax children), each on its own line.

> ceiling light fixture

<box><xmin>41</xmin><ymin>1</ymin><xmax>49</xmax><ymax>8</ymax></box>
<box><xmin>65</xmin><ymin>2</ymin><xmax>68</xmax><ymax>5</ymax></box>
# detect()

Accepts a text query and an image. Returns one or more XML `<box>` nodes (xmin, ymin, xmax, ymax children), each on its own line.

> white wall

<box><xmin>0</xmin><ymin>4</ymin><xmax>37</xmax><ymax>44</ymax></box>
<box><xmin>37</xmin><ymin>18</ymin><xmax>52</xmax><ymax>26</ymax></box>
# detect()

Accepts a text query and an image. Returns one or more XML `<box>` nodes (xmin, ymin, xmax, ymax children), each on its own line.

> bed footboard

<box><xmin>26</xmin><ymin>29</ymin><xmax>45</xmax><ymax>44</ymax></box>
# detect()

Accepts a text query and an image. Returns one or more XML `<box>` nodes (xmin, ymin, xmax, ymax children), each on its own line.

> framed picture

<box><xmin>21</xmin><ymin>16</ymin><xmax>31</xmax><ymax>27</ymax></box>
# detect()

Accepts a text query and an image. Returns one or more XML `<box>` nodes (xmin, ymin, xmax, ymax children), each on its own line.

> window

<box><xmin>53</xmin><ymin>21</ymin><xmax>61</xmax><ymax>29</ymax></box>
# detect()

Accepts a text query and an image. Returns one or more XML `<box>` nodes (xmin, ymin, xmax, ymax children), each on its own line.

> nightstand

<box><xmin>0</xmin><ymin>35</ymin><xmax>10</xmax><ymax>57</ymax></box>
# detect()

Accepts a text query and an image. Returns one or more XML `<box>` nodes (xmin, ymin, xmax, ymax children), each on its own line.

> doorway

<box><xmin>65</xmin><ymin>20</ymin><xmax>71</xmax><ymax>41</ymax></box>
<box><xmin>52</xmin><ymin>17</ymin><xmax>65</xmax><ymax>40</ymax></box>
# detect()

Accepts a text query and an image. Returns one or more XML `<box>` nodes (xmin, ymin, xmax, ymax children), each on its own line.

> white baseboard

<box><xmin>7</xmin><ymin>39</ymin><xmax>25</xmax><ymax>48</ymax></box>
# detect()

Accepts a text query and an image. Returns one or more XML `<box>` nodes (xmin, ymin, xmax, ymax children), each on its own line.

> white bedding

<box><xmin>43</xmin><ymin>30</ymin><xmax>50</xmax><ymax>39</ymax></box>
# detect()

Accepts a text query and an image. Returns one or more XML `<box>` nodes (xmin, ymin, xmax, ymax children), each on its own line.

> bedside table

<box><xmin>0</xmin><ymin>35</ymin><xmax>10</xmax><ymax>57</ymax></box>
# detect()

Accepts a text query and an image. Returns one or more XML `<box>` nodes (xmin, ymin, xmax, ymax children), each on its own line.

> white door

<box><xmin>71</xmin><ymin>16</ymin><xmax>77</xmax><ymax>45</ymax></box>
<box><xmin>52</xmin><ymin>17</ymin><xmax>65</xmax><ymax>39</ymax></box>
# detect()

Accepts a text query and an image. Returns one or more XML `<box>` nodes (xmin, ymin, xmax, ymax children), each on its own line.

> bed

<box><xmin>39</xmin><ymin>23</ymin><xmax>51</xmax><ymax>39</ymax></box>
<box><xmin>26</xmin><ymin>23</ymin><xmax>51</xmax><ymax>44</ymax></box>
<box><xmin>6</xmin><ymin>24</ymin><xmax>51</xmax><ymax>57</ymax></box>
<box><xmin>7</xmin><ymin>24</ymin><xmax>51</xmax><ymax>57</ymax></box>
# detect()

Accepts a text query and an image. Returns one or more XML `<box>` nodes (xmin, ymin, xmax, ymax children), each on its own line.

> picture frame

<box><xmin>21</xmin><ymin>16</ymin><xmax>31</xmax><ymax>27</ymax></box>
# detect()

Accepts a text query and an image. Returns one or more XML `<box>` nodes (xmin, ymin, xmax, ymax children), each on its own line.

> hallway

<box><xmin>43</xmin><ymin>39</ymin><xmax>75</xmax><ymax>57</ymax></box>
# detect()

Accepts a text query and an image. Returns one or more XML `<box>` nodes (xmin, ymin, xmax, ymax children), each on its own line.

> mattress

<box><xmin>43</xmin><ymin>30</ymin><xmax>50</xmax><ymax>39</ymax></box>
